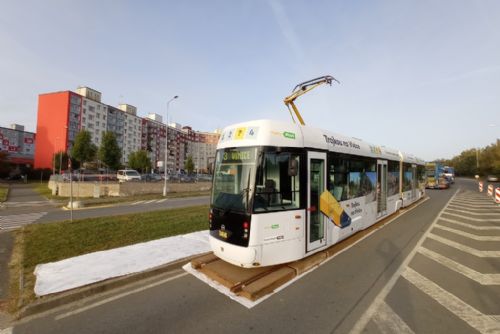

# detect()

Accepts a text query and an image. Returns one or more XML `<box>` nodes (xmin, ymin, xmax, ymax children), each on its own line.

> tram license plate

<box><xmin>219</xmin><ymin>230</ymin><xmax>228</xmax><ymax>239</ymax></box>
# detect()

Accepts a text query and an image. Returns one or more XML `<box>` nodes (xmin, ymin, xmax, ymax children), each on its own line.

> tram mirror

<box><xmin>288</xmin><ymin>158</ymin><xmax>298</xmax><ymax>176</ymax></box>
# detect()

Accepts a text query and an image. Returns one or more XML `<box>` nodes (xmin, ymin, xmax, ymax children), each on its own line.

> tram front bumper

<box><xmin>209</xmin><ymin>236</ymin><xmax>260</xmax><ymax>268</ymax></box>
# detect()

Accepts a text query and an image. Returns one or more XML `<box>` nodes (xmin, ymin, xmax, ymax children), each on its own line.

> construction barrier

<box><xmin>479</xmin><ymin>181</ymin><xmax>483</xmax><ymax>192</ymax></box>
<box><xmin>495</xmin><ymin>187</ymin><xmax>500</xmax><ymax>204</ymax></box>
<box><xmin>487</xmin><ymin>184</ymin><xmax>494</xmax><ymax>196</ymax></box>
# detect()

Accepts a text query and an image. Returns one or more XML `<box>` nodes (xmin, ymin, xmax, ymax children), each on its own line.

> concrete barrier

<box><xmin>53</xmin><ymin>181</ymin><xmax>211</xmax><ymax>198</ymax></box>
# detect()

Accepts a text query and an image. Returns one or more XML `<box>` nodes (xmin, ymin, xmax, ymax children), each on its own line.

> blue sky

<box><xmin>0</xmin><ymin>0</ymin><xmax>499</xmax><ymax>161</ymax></box>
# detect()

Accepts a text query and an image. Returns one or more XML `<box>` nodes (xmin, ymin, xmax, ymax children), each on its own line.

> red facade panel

<box><xmin>34</xmin><ymin>91</ymin><xmax>71</xmax><ymax>169</ymax></box>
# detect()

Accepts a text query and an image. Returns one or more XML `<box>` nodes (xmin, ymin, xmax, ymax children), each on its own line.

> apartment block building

<box><xmin>35</xmin><ymin>86</ymin><xmax>220</xmax><ymax>172</ymax></box>
<box><xmin>185</xmin><ymin>127</ymin><xmax>220</xmax><ymax>173</ymax></box>
<box><xmin>119</xmin><ymin>103</ymin><xmax>143</xmax><ymax>161</ymax></box>
<box><xmin>0</xmin><ymin>124</ymin><xmax>36</xmax><ymax>166</ymax></box>
<box><xmin>142</xmin><ymin>114</ymin><xmax>166</xmax><ymax>169</ymax></box>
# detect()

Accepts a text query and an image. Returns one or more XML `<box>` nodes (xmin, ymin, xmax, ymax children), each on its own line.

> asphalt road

<box><xmin>6</xmin><ymin>179</ymin><xmax>493</xmax><ymax>333</ymax></box>
<box><xmin>0</xmin><ymin>191</ymin><xmax>209</xmax><ymax>230</ymax></box>
<box><xmin>38</xmin><ymin>196</ymin><xmax>210</xmax><ymax>223</ymax></box>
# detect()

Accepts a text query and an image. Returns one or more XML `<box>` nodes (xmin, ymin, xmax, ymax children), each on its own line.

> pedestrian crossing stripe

<box><xmin>0</xmin><ymin>212</ymin><xmax>48</xmax><ymax>230</ymax></box>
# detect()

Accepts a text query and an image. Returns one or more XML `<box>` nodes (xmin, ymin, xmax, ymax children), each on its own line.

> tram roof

<box><xmin>217</xmin><ymin>119</ymin><xmax>424</xmax><ymax>164</ymax></box>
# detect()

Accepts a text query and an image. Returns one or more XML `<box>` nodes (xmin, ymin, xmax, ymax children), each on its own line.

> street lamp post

<box><xmin>163</xmin><ymin>95</ymin><xmax>179</xmax><ymax>197</ymax></box>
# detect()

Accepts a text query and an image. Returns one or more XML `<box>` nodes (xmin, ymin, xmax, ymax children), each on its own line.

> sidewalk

<box><xmin>0</xmin><ymin>232</ymin><xmax>13</xmax><ymax>300</ymax></box>
<box><xmin>0</xmin><ymin>184</ymin><xmax>51</xmax><ymax>309</ymax></box>
<box><xmin>4</xmin><ymin>183</ymin><xmax>48</xmax><ymax>204</ymax></box>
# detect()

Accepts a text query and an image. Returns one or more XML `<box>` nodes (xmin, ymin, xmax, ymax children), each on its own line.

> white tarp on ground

<box><xmin>34</xmin><ymin>230</ymin><xmax>211</xmax><ymax>296</ymax></box>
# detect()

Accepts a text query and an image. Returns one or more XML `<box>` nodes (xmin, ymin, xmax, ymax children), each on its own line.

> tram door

<box><xmin>411</xmin><ymin>164</ymin><xmax>417</xmax><ymax>200</ymax></box>
<box><xmin>307</xmin><ymin>152</ymin><xmax>327</xmax><ymax>252</ymax></box>
<box><xmin>377</xmin><ymin>160</ymin><xmax>388</xmax><ymax>217</ymax></box>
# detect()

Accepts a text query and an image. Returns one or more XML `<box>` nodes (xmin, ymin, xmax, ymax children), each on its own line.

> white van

<box><xmin>117</xmin><ymin>169</ymin><xmax>141</xmax><ymax>182</ymax></box>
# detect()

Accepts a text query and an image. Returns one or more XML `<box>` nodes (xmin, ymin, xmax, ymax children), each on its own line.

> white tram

<box><xmin>209</xmin><ymin>119</ymin><xmax>426</xmax><ymax>268</ymax></box>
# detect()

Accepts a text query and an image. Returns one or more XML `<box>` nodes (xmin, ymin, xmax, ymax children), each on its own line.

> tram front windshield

<box><xmin>211</xmin><ymin>147</ymin><xmax>257</xmax><ymax>213</ymax></box>
<box><xmin>212</xmin><ymin>147</ymin><xmax>302</xmax><ymax>214</ymax></box>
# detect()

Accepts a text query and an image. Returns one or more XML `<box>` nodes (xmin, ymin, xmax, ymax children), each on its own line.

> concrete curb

<box><xmin>17</xmin><ymin>251</ymin><xmax>210</xmax><ymax>319</ymax></box>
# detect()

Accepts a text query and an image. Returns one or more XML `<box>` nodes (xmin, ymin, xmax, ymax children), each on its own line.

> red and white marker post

<box><xmin>479</xmin><ymin>181</ymin><xmax>483</xmax><ymax>192</ymax></box>
<box><xmin>487</xmin><ymin>184</ymin><xmax>494</xmax><ymax>196</ymax></box>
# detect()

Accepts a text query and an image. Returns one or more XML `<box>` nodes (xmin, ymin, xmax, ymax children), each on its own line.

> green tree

<box><xmin>128</xmin><ymin>150</ymin><xmax>151</xmax><ymax>173</ymax></box>
<box><xmin>53</xmin><ymin>151</ymin><xmax>69</xmax><ymax>173</ymax></box>
<box><xmin>98</xmin><ymin>132</ymin><xmax>122</xmax><ymax>170</ymax></box>
<box><xmin>185</xmin><ymin>155</ymin><xmax>194</xmax><ymax>174</ymax></box>
<box><xmin>71</xmin><ymin>130</ymin><xmax>97</xmax><ymax>167</ymax></box>
<box><xmin>478</xmin><ymin>142</ymin><xmax>500</xmax><ymax>176</ymax></box>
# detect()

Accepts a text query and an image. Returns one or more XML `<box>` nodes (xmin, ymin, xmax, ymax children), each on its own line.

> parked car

<box><xmin>141</xmin><ymin>173</ymin><xmax>162</xmax><ymax>182</ymax></box>
<box><xmin>487</xmin><ymin>175</ymin><xmax>499</xmax><ymax>182</ymax></box>
<box><xmin>117</xmin><ymin>169</ymin><xmax>141</xmax><ymax>182</ymax></box>
<box><xmin>180</xmin><ymin>175</ymin><xmax>196</xmax><ymax>183</ymax></box>
<box><xmin>196</xmin><ymin>174</ymin><xmax>213</xmax><ymax>182</ymax></box>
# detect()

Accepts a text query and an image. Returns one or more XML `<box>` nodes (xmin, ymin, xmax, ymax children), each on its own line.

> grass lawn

<box><xmin>0</xmin><ymin>185</ymin><xmax>8</xmax><ymax>202</ymax></box>
<box><xmin>7</xmin><ymin>204</ymin><xmax>209</xmax><ymax>313</ymax></box>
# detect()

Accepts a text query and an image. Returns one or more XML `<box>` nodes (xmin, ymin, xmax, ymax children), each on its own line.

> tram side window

<box><xmin>328</xmin><ymin>156</ymin><xmax>349</xmax><ymax>201</ymax></box>
<box><xmin>349</xmin><ymin>158</ymin><xmax>376</xmax><ymax>202</ymax></box>
<box><xmin>254</xmin><ymin>152</ymin><xmax>301</xmax><ymax>212</ymax></box>
<box><xmin>387</xmin><ymin>160</ymin><xmax>400</xmax><ymax>196</ymax></box>
<box><xmin>328</xmin><ymin>155</ymin><xmax>376</xmax><ymax>201</ymax></box>
<box><xmin>402</xmin><ymin>163</ymin><xmax>413</xmax><ymax>192</ymax></box>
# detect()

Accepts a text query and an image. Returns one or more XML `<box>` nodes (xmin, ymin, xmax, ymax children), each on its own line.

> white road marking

<box><xmin>448</xmin><ymin>204</ymin><xmax>500</xmax><ymax>212</ymax></box>
<box><xmin>434</xmin><ymin>224</ymin><xmax>500</xmax><ymax>241</ymax></box>
<box><xmin>402</xmin><ymin>267</ymin><xmax>500</xmax><ymax>333</ymax></box>
<box><xmin>3</xmin><ymin>200</ymin><xmax>53</xmax><ymax>208</ymax></box>
<box><xmin>445</xmin><ymin>208</ymin><xmax>500</xmax><ymax>217</ymax></box>
<box><xmin>131</xmin><ymin>200</ymin><xmax>146</xmax><ymax>206</ymax></box>
<box><xmin>143</xmin><ymin>200</ymin><xmax>157</xmax><ymax>204</ymax></box>
<box><xmin>55</xmin><ymin>271</ymin><xmax>188</xmax><ymax>321</ymax></box>
<box><xmin>349</xmin><ymin>190</ymin><xmax>460</xmax><ymax>334</ymax></box>
<box><xmin>453</xmin><ymin>197</ymin><xmax>493</xmax><ymax>202</ymax></box>
<box><xmin>372</xmin><ymin>301</ymin><xmax>415</xmax><ymax>334</ymax></box>
<box><xmin>418</xmin><ymin>247</ymin><xmax>500</xmax><ymax>285</ymax></box>
<box><xmin>441</xmin><ymin>211</ymin><xmax>500</xmax><ymax>222</ymax></box>
<box><xmin>440</xmin><ymin>217</ymin><xmax>500</xmax><ymax>230</ymax></box>
<box><xmin>428</xmin><ymin>233</ymin><xmax>500</xmax><ymax>257</ymax></box>
<box><xmin>449</xmin><ymin>200</ymin><xmax>500</xmax><ymax>209</ymax></box>
<box><xmin>0</xmin><ymin>212</ymin><xmax>48</xmax><ymax>230</ymax></box>
<box><xmin>157</xmin><ymin>198</ymin><xmax>168</xmax><ymax>203</ymax></box>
